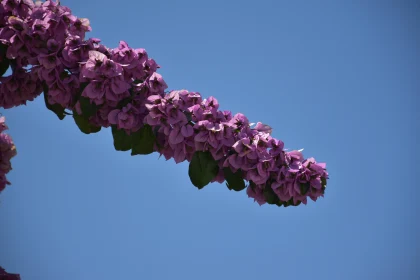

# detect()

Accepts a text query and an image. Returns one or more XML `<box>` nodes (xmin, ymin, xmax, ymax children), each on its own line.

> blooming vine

<box><xmin>0</xmin><ymin>0</ymin><xmax>329</xmax><ymax>208</ymax></box>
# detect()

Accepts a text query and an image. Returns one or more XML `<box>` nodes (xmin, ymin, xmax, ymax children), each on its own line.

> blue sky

<box><xmin>1</xmin><ymin>0</ymin><xmax>419</xmax><ymax>279</ymax></box>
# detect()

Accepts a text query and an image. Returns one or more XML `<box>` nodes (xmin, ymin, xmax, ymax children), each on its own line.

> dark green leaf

<box><xmin>117</xmin><ymin>97</ymin><xmax>132</xmax><ymax>109</ymax></box>
<box><xmin>283</xmin><ymin>199</ymin><xmax>293</xmax><ymax>208</ymax></box>
<box><xmin>153</xmin><ymin>125</ymin><xmax>161</xmax><ymax>135</ymax></box>
<box><xmin>183</xmin><ymin>111</ymin><xmax>192</xmax><ymax>122</ymax></box>
<box><xmin>73</xmin><ymin>113</ymin><xmax>101</xmax><ymax>134</ymax></box>
<box><xmin>223</xmin><ymin>167</ymin><xmax>246</xmax><ymax>192</ymax></box>
<box><xmin>0</xmin><ymin>44</ymin><xmax>7</xmax><ymax>57</ymax></box>
<box><xmin>0</xmin><ymin>43</ymin><xmax>8</xmax><ymax>76</ymax></box>
<box><xmin>71</xmin><ymin>82</ymin><xmax>89</xmax><ymax>107</ymax></box>
<box><xmin>79</xmin><ymin>82</ymin><xmax>89</xmax><ymax>94</ymax></box>
<box><xmin>151</xmin><ymin>126</ymin><xmax>163</xmax><ymax>151</ymax></box>
<box><xmin>263</xmin><ymin>185</ymin><xmax>279</xmax><ymax>205</ymax></box>
<box><xmin>43</xmin><ymin>85</ymin><xmax>66</xmax><ymax>120</ymax></box>
<box><xmin>275</xmin><ymin>200</ymin><xmax>285</xmax><ymax>207</ymax></box>
<box><xmin>111</xmin><ymin>126</ymin><xmax>132</xmax><ymax>151</ymax></box>
<box><xmin>0</xmin><ymin>57</ymin><xmax>9</xmax><ymax>77</ymax></box>
<box><xmin>321</xmin><ymin>177</ymin><xmax>327</xmax><ymax>187</ymax></box>
<box><xmin>282</xmin><ymin>198</ymin><xmax>301</xmax><ymax>208</ymax></box>
<box><xmin>188</xmin><ymin>151</ymin><xmax>219</xmax><ymax>189</ymax></box>
<box><xmin>300</xmin><ymin>182</ymin><xmax>310</xmax><ymax>195</ymax></box>
<box><xmin>131</xmin><ymin>125</ymin><xmax>155</xmax><ymax>155</ymax></box>
<box><xmin>59</xmin><ymin>70</ymin><xmax>71</xmax><ymax>80</ymax></box>
<box><xmin>79</xmin><ymin>96</ymin><xmax>98</xmax><ymax>118</ymax></box>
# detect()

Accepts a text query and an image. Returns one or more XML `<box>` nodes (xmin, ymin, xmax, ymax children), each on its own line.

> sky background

<box><xmin>0</xmin><ymin>0</ymin><xmax>419</xmax><ymax>279</ymax></box>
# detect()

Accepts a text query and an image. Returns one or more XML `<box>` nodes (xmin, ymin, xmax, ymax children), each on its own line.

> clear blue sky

<box><xmin>1</xmin><ymin>0</ymin><xmax>419</xmax><ymax>279</ymax></box>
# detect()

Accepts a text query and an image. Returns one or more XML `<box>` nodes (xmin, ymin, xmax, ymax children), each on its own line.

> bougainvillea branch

<box><xmin>0</xmin><ymin>266</ymin><xmax>20</xmax><ymax>279</ymax></box>
<box><xmin>0</xmin><ymin>0</ymin><xmax>329</xmax><ymax>207</ymax></box>
<box><xmin>0</xmin><ymin>116</ymin><xmax>16</xmax><ymax>192</ymax></box>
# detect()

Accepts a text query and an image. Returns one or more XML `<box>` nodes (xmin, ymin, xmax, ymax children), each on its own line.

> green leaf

<box><xmin>71</xmin><ymin>82</ymin><xmax>89</xmax><ymax>107</ymax></box>
<box><xmin>117</xmin><ymin>96</ymin><xmax>132</xmax><ymax>109</ymax></box>
<box><xmin>321</xmin><ymin>177</ymin><xmax>327</xmax><ymax>187</ymax></box>
<box><xmin>263</xmin><ymin>184</ymin><xmax>280</xmax><ymax>205</ymax></box>
<box><xmin>79</xmin><ymin>96</ymin><xmax>98</xmax><ymax>118</ymax></box>
<box><xmin>131</xmin><ymin>124</ymin><xmax>155</xmax><ymax>155</ymax></box>
<box><xmin>59</xmin><ymin>70</ymin><xmax>71</xmax><ymax>80</ymax></box>
<box><xmin>183</xmin><ymin>111</ymin><xmax>192</xmax><ymax>122</ymax></box>
<box><xmin>0</xmin><ymin>44</ymin><xmax>7</xmax><ymax>56</ymax></box>
<box><xmin>73</xmin><ymin>113</ymin><xmax>101</xmax><ymax>134</ymax></box>
<box><xmin>188</xmin><ymin>151</ymin><xmax>219</xmax><ymax>189</ymax></box>
<box><xmin>43</xmin><ymin>85</ymin><xmax>66</xmax><ymax>120</ymax></box>
<box><xmin>275</xmin><ymin>200</ymin><xmax>285</xmax><ymax>207</ymax></box>
<box><xmin>151</xmin><ymin>126</ymin><xmax>163</xmax><ymax>152</ymax></box>
<box><xmin>0</xmin><ymin>43</ymin><xmax>8</xmax><ymax>76</ymax></box>
<box><xmin>283</xmin><ymin>199</ymin><xmax>294</xmax><ymax>208</ymax></box>
<box><xmin>223</xmin><ymin>167</ymin><xmax>246</xmax><ymax>191</ymax></box>
<box><xmin>111</xmin><ymin>126</ymin><xmax>132</xmax><ymax>151</ymax></box>
<box><xmin>0</xmin><ymin>57</ymin><xmax>9</xmax><ymax>77</ymax></box>
<box><xmin>153</xmin><ymin>125</ymin><xmax>161</xmax><ymax>135</ymax></box>
<box><xmin>282</xmin><ymin>198</ymin><xmax>301</xmax><ymax>208</ymax></box>
<box><xmin>300</xmin><ymin>182</ymin><xmax>310</xmax><ymax>195</ymax></box>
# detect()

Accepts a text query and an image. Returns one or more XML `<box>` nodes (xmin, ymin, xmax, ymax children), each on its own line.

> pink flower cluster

<box><xmin>0</xmin><ymin>0</ymin><xmax>329</xmax><ymax>206</ymax></box>
<box><xmin>0</xmin><ymin>266</ymin><xmax>20</xmax><ymax>280</ymax></box>
<box><xmin>144</xmin><ymin>92</ymin><xmax>328</xmax><ymax>206</ymax></box>
<box><xmin>0</xmin><ymin>116</ymin><xmax>16</xmax><ymax>193</ymax></box>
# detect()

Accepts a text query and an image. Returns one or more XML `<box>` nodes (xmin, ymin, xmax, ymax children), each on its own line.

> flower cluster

<box><xmin>0</xmin><ymin>0</ymin><xmax>329</xmax><ymax>206</ymax></box>
<box><xmin>0</xmin><ymin>67</ymin><xmax>42</xmax><ymax>108</ymax></box>
<box><xmin>0</xmin><ymin>0</ymin><xmax>163</xmax><ymax>118</ymax></box>
<box><xmin>145</xmin><ymin>92</ymin><xmax>328</xmax><ymax>206</ymax></box>
<box><xmin>0</xmin><ymin>266</ymin><xmax>20</xmax><ymax>280</ymax></box>
<box><xmin>0</xmin><ymin>116</ymin><xmax>17</xmax><ymax>193</ymax></box>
